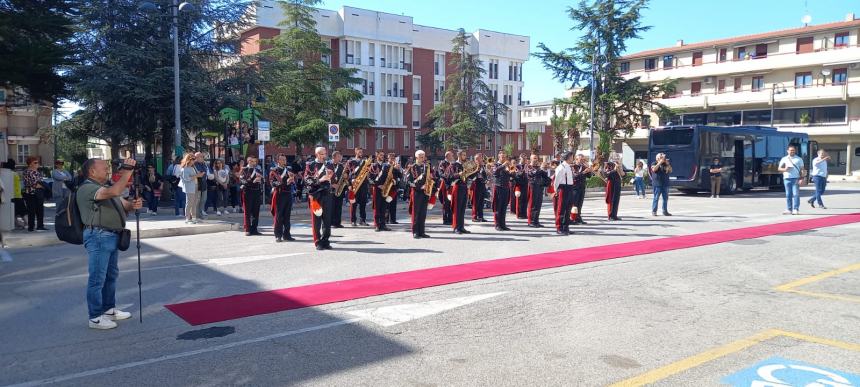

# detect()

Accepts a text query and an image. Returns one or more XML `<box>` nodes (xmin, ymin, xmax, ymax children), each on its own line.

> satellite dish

<box><xmin>801</xmin><ymin>14</ymin><xmax>812</xmax><ymax>25</ymax></box>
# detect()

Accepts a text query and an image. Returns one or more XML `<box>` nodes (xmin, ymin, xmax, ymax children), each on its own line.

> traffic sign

<box><xmin>328</xmin><ymin>123</ymin><xmax>340</xmax><ymax>142</ymax></box>
<box><xmin>257</xmin><ymin>120</ymin><xmax>270</xmax><ymax>131</ymax></box>
<box><xmin>257</xmin><ymin>130</ymin><xmax>270</xmax><ymax>141</ymax></box>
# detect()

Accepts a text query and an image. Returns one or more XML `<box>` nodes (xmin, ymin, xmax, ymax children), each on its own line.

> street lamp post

<box><xmin>769</xmin><ymin>83</ymin><xmax>787</xmax><ymax>127</ymax></box>
<box><xmin>589</xmin><ymin>54</ymin><xmax>596</xmax><ymax>158</ymax></box>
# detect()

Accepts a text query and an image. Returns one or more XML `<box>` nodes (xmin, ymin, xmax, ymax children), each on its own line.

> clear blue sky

<box><xmin>319</xmin><ymin>0</ymin><xmax>859</xmax><ymax>103</ymax></box>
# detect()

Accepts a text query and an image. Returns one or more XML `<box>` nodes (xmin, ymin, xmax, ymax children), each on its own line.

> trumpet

<box><xmin>507</xmin><ymin>160</ymin><xmax>518</xmax><ymax>173</ymax></box>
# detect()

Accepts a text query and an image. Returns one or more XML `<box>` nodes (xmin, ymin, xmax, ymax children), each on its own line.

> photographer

<box><xmin>807</xmin><ymin>150</ymin><xmax>829</xmax><ymax>209</ymax></box>
<box><xmin>76</xmin><ymin>158</ymin><xmax>142</xmax><ymax>330</ymax></box>
<box><xmin>650</xmin><ymin>153</ymin><xmax>673</xmax><ymax>216</ymax></box>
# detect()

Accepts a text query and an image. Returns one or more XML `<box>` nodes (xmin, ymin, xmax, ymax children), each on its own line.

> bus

<box><xmin>648</xmin><ymin>125</ymin><xmax>817</xmax><ymax>194</ymax></box>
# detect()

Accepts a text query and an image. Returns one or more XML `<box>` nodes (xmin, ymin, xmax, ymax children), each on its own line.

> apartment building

<box><xmin>619</xmin><ymin>14</ymin><xmax>860</xmax><ymax>177</ymax></box>
<box><xmin>0</xmin><ymin>88</ymin><xmax>54</xmax><ymax>168</ymax></box>
<box><xmin>240</xmin><ymin>3</ymin><xmax>530</xmax><ymax>159</ymax></box>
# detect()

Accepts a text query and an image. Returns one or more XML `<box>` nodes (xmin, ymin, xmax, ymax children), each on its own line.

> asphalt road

<box><xmin>1</xmin><ymin>186</ymin><xmax>859</xmax><ymax>386</ymax></box>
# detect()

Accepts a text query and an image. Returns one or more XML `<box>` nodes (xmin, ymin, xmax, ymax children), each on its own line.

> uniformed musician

<box><xmin>347</xmin><ymin>147</ymin><xmax>369</xmax><ymax>227</ymax></box>
<box><xmin>571</xmin><ymin>154</ymin><xmax>593</xmax><ymax>225</ymax></box>
<box><xmin>304</xmin><ymin>147</ymin><xmax>335</xmax><ymax>250</ymax></box>
<box><xmin>330</xmin><ymin>151</ymin><xmax>346</xmax><ymax>228</ymax></box>
<box><xmin>269</xmin><ymin>154</ymin><xmax>295</xmax><ymax>242</ymax></box>
<box><xmin>492</xmin><ymin>151</ymin><xmax>513</xmax><ymax>231</ymax></box>
<box><xmin>445</xmin><ymin>150</ymin><xmax>471</xmax><ymax>234</ymax></box>
<box><xmin>239</xmin><ymin>155</ymin><xmax>263</xmax><ymax>236</ymax></box>
<box><xmin>471</xmin><ymin>153</ymin><xmax>488</xmax><ymax>222</ymax></box>
<box><xmin>526</xmin><ymin>154</ymin><xmax>549</xmax><ymax>227</ymax></box>
<box><xmin>369</xmin><ymin>150</ymin><xmax>391</xmax><ymax>232</ymax></box>
<box><xmin>386</xmin><ymin>153</ymin><xmax>402</xmax><ymax>224</ymax></box>
<box><xmin>406</xmin><ymin>150</ymin><xmax>434</xmax><ymax>239</ymax></box>
<box><xmin>437</xmin><ymin>151</ymin><xmax>455</xmax><ymax>225</ymax></box>
<box><xmin>553</xmin><ymin>152</ymin><xmax>576</xmax><ymax>235</ymax></box>
<box><xmin>602</xmin><ymin>156</ymin><xmax>624</xmax><ymax>221</ymax></box>
<box><xmin>513</xmin><ymin>153</ymin><xmax>529</xmax><ymax>219</ymax></box>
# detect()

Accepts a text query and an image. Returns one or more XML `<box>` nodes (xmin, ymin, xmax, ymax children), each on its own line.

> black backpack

<box><xmin>55</xmin><ymin>188</ymin><xmax>85</xmax><ymax>245</ymax></box>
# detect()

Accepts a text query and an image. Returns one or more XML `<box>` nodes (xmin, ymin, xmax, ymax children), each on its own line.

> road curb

<box><xmin>4</xmin><ymin>222</ymin><xmax>240</xmax><ymax>249</ymax></box>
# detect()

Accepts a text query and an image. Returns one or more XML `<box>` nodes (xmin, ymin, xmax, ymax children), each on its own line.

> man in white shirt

<box><xmin>807</xmin><ymin>149</ymin><xmax>829</xmax><ymax>209</ymax></box>
<box><xmin>553</xmin><ymin>152</ymin><xmax>575</xmax><ymax>236</ymax></box>
<box><xmin>777</xmin><ymin>146</ymin><xmax>805</xmax><ymax>215</ymax></box>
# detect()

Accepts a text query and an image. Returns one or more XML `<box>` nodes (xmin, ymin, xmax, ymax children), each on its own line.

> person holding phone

<box><xmin>807</xmin><ymin>150</ymin><xmax>830</xmax><ymax>209</ymax></box>
<box><xmin>777</xmin><ymin>146</ymin><xmax>805</xmax><ymax>215</ymax></box>
<box><xmin>708</xmin><ymin>158</ymin><xmax>723</xmax><ymax>198</ymax></box>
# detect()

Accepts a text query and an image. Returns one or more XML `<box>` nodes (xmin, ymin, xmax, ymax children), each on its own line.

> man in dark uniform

<box><xmin>514</xmin><ymin>153</ymin><xmax>529</xmax><ymax>219</ymax></box>
<box><xmin>240</xmin><ymin>155</ymin><xmax>263</xmax><ymax>236</ymax></box>
<box><xmin>437</xmin><ymin>151</ymin><xmax>454</xmax><ymax>225</ymax></box>
<box><xmin>269</xmin><ymin>154</ymin><xmax>295</xmax><ymax>242</ymax></box>
<box><xmin>492</xmin><ymin>151</ymin><xmax>513</xmax><ymax>231</ymax></box>
<box><xmin>347</xmin><ymin>147</ymin><xmax>369</xmax><ymax>226</ymax></box>
<box><xmin>407</xmin><ymin>150</ymin><xmax>433</xmax><ymax>239</ymax></box>
<box><xmin>471</xmin><ymin>153</ymin><xmax>488</xmax><ymax>222</ymax></box>
<box><xmin>554</xmin><ymin>152</ymin><xmax>576</xmax><ymax>235</ymax></box>
<box><xmin>602</xmin><ymin>157</ymin><xmax>623</xmax><ymax>221</ymax></box>
<box><xmin>369</xmin><ymin>150</ymin><xmax>392</xmax><ymax>232</ymax></box>
<box><xmin>571</xmin><ymin>154</ymin><xmax>593</xmax><ymax>225</ymax></box>
<box><xmin>330</xmin><ymin>151</ymin><xmax>346</xmax><ymax>228</ymax></box>
<box><xmin>446</xmin><ymin>150</ymin><xmax>471</xmax><ymax>234</ymax></box>
<box><xmin>386</xmin><ymin>153</ymin><xmax>402</xmax><ymax>224</ymax></box>
<box><xmin>304</xmin><ymin>146</ymin><xmax>335</xmax><ymax>250</ymax></box>
<box><xmin>526</xmin><ymin>154</ymin><xmax>549</xmax><ymax>227</ymax></box>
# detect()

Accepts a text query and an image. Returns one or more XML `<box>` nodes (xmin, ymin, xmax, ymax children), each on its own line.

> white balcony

<box><xmin>661</xmin><ymin>83</ymin><xmax>852</xmax><ymax>109</ymax></box>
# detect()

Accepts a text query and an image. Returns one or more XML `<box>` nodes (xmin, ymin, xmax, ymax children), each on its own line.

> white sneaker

<box><xmin>217</xmin><ymin>211</ymin><xmax>222</xmax><ymax>216</ymax></box>
<box><xmin>104</xmin><ymin>308</ymin><xmax>132</xmax><ymax>321</ymax></box>
<box><xmin>201</xmin><ymin>211</ymin><xmax>209</xmax><ymax>217</ymax></box>
<box><xmin>224</xmin><ymin>209</ymin><xmax>231</xmax><ymax>214</ymax></box>
<box><xmin>792</xmin><ymin>210</ymin><xmax>799</xmax><ymax>215</ymax></box>
<box><xmin>711</xmin><ymin>195</ymin><xmax>715</xmax><ymax>198</ymax></box>
<box><xmin>783</xmin><ymin>210</ymin><xmax>792</xmax><ymax>215</ymax></box>
<box><xmin>716</xmin><ymin>195</ymin><xmax>720</xmax><ymax>198</ymax></box>
<box><xmin>89</xmin><ymin>317</ymin><xmax>117</xmax><ymax>330</ymax></box>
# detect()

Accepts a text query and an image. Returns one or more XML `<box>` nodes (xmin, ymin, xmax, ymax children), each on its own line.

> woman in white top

<box><xmin>179</xmin><ymin>154</ymin><xmax>203</xmax><ymax>223</ymax></box>
<box><xmin>213</xmin><ymin>159</ymin><xmax>231</xmax><ymax>215</ymax></box>
<box><xmin>807</xmin><ymin>150</ymin><xmax>830</xmax><ymax>209</ymax></box>
<box><xmin>633</xmin><ymin>160</ymin><xmax>646</xmax><ymax>199</ymax></box>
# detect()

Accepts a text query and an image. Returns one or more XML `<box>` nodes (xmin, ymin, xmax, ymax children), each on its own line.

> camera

<box><xmin>111</xmin><ymin>159</ymin><xmax>138</xmax><ymax>171</ymax></box>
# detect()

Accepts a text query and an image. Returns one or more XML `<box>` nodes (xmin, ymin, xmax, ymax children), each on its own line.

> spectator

<box><xmin>633</xmin><ymin>160</ymin><xmax>646</xmax><ymax>199</ymax></box>
<box><xmin>213</xmin><ymin>159</ymin><xmax>231</xmax><ymax>216</ymax></box>
<box><xmin>194</xmin><ymin>152</ymin><xmax>212</xmax><ymax>218</ymax></box>
<box><xmin>650</xmin><ymin>153</ymin><xmax>672</xmax><ymax>216</ymax></box>
<box><xmin>52</xmin><ymin>159</ymin><xmax>72</xmax><ymax>201</ymax></box>
<box><xmin>777</xmin><ymin>145</ymin><xmax>805</xmax><ymax>215</ymax></box>
<box><xmin>76</xmin><ymin>157</ymin><xmax>142</xmax><ymax>329</ymax></box>
<box><xmin>229</xmin><ymin>130</ymin><xmax>240</xmax><ymax>162</ymax></box>
<box><xmin>179</xmin><ymin>154</ymin><xmax>203</xmax><ymax>224</ymax></box>
<box><xmin>141</xmin><ymin>164</ymin><xmax>163</xmax><ymax>215</ymax></box>
<box><xmin>22</xmin><ymin>156</ymin><xmax>47</xmax><ymax>231</ymax></box>
<box><xmin>709</xmin><ymin>158</ymin><xmax>723</xmax><ymax>198</ymax></box>
<box><xmin>166</xmin><ymin>156</ymin><xmax>185</xmax><ymax>217</ymax></box>
<box><xmin>808</xmin><ymin>149</ymin><xmax>829</xmax><ymax>209</ymax></box>
<box><xmin>7</xmin><ymin>159</ymin><xmax>25</xmax><ymax>229</ymax></box>
<box><xmin>230</xmin><ymin>162</ymin><xmax>242</xmax><ymax>212</ymax></box>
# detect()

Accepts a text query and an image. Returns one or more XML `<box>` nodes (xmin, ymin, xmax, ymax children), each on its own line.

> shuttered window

<box><xmin>796</xmin><ymin>37</ymin><xmax>813</xmax><ymax>54</ymax></box>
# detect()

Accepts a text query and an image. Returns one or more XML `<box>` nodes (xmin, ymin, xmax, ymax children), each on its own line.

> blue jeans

<box><xmin>144</xmin><ymin>190</ymin><xmax>158</xmax><ymax>212</ymax></box>
<box><xmin>173</xmin><ymin>187</ymin><xmax>186</xmax><ymax>216</ymax></box>
<box><xmin>84</xmin><ymin>229</ymin><xmax>119</xmax><ymax>319</ymax></box>
<box><xmin>633</xmin><ymin>177</ymin><xmax>646</xmax><ymax>197</ymax></box>
<box><xmin>198</xmin><ymin>189</ymin><xmax>208</xmax><ymax>215</ymax></box>
<box><xmin>783</xmin><ymin>178</ymin><xmax>800</xmax><ymax>211</ymax></box>
<box><xmin>808</xmin><ymin>176</ymin><xmax>826</xmax><ymax>206</ymax></box>
<box><xmin>652</xmin><ymin>185</ymin><xmax>669</xmax><ymax>213</ymax></box>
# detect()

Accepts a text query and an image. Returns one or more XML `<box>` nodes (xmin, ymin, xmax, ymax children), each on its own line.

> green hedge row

<box><xmin>585</xmin><ymin>172</ymin><xmax>651</xmax><ymax>188</ymax></box>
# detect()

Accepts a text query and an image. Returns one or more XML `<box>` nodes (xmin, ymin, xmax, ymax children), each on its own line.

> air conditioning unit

<box><xmin>704</xmin><ymin>76</ymin><xmax>714</xmax><ymax>85</ymax></box>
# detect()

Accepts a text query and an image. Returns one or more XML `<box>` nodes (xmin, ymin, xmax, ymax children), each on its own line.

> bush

<box><xmin>586</xmin><ymin>175</ymin><xmax>605</xmax><ymax>188</ymax></box>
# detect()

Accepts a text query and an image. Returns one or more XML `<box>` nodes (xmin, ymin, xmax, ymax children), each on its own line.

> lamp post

<box><xmin>139</xmin><ymin>0</ymin><xmax>194</xmax><ymax>160</ymax></box>
<box><xmin>769</xmin><ymin>83</ymin><xmax>787</xmax><ymax>126</ymax></box>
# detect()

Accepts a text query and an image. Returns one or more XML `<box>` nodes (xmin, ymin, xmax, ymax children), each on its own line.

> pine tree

<box><xmin>534</xmin><ymin>0</ymin><xmax>675</xmax><ymax>159</ymax></box>
<box><xmin>425</xmin><ymin>29</ymin><xmax>501</xmax><ymax>150</ymax></box>
<box><xmin>257</xmin><ymin>0</ymin><xmax>372</xmax><ymax>155</ymax></box>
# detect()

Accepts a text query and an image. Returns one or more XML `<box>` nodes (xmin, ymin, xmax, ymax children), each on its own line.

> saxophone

<box><xmin>350</xmin><ymin>158</ymin><xmax>371</xmax><ymax>193</ymax></box>
<box><xmin>381</xmin><ymin>163</ymin><xmax>395</xmax><ymax>198</ymax></box>
<box><xmin>423</xmin><ymin>166</ymin><xmax>434</xmax><ymax>196</ymax></box>
<box><xmin>460</xmin><ymin>160</ymin><xmax>479</xmax><ymax>182</ymax></box>
<box><xmin>334</xmin><ymin>164</ymin><xmax>349</xmax><ymax>197</ymax></box>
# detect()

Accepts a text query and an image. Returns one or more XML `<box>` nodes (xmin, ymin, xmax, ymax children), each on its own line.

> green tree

<box><xmin>526</xmin><ymin>130</ymin><xmax>541</xmax><ymax>155</ymax></box>
<box><xmin>425</xmin><ymin>28</ymin><xmax>501</xmax><ymax>150</ymax></box>
<box><xmin>535</xmin><ymin>0</ymin><xmax>675</xmax><ymax>160</ymax></box>
<box><xmin>256</xmin><ymin>0</ymin><xmax>372</xmax><ymax>156</ymax></box>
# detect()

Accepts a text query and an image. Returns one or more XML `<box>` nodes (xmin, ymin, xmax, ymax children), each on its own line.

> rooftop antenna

<box><xmin>801</xmin><ymin>0</ymin><xmax>812</xmax><ymax>26</ymax></box>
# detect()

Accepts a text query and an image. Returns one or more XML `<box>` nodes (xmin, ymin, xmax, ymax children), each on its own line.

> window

<box><xmin>403</xmin><ymin>130</ymin><xmax>410</xmax><ymax>149</ymax></box>
<box><xmin>690</xmin><ymin>82</ymin><xmax>702</xmax><ymax>96</ymax></box>
<box><xmin>375</xmin><ymin>129</ymin><xmax>384</xmax><ymax>150</ymax></box>
<box><xmin>16</xmin><ymin>144</ymin><xmax>30</xmax><ymax>164</ymax></box>
<box><xmin>718</xmin><ymin>48</ymin><xmax>727</xmax><ymax>63</ymax></box>
<box><xmin>346</xmin><ymin>135</ymin><xmax>354</xmax><ymax>149</ymax></box>
<box><xmin>388</xmin><ymin>129</ymin><xmax>395</xmax><ymax>148</ymax></box>
<box><xmin>662</xmin><ymin>55</ymin><xmax>674</xmax><ymax>69</ymax></box>
<box><xmin>651</xmin><ymin>129</ymin><xmax>694</xmax><ymax>146</ymax></box>
<box><xmin>751</xmin><ymin>76</ymin><xmax>764</xmax><ymax>92</ymax></box>
<box><xmin>754</xmin><ymin>44</ymin><xmax>767</xmax><ymax>58</ymax></box>
<box><xmin>813</xmin><ymin>106</ymin><xmax>847</xmax><ymax>123</ymax></box>
<box><xmin>368</xmin><ymin>43</ymin><xmax>375</xmax><ymax>66</ymax></box>
<box><xmin>736</xmin><ymin>47</ymin><xmax>746</xmax><ymax>60</ymax></box>
<box><xmin>742</xmin><ymin>110</ymin><xmax>772</xmax><ymax>125</ymax></box>
<box><xmin>832</xmin><ymin>68</ymin><xmax>847</xmax><ymax>85</ymax></box>
<box><xmin>718</xmin><ymin>79</ymin><xmax>726</xmax><ymax>93</ymax></box>
<box><xmin>620</xmin><ymin>61</ymin><xmax>630</xmax><ymax>74</ymax></box>
<box><xmin>796</xmin><ymin>37</ymin><xmax>813</xmax><ymax>54</ymax></box>
<box><xmin>412</xmin><ymin>105</ymin><xmax>421</xmax><ymax>127</ymax></box>
<box><xmin>794</xmin><ymin>72</ymin><xmax>812</xmax><ymax>88</ymax></box>
<box><xmin>414</xmin><ymin>130</ymin><xmax>421</xmax><ymax>148</ymax></box>
<box><xmin>645</xmin><ymin>58</ymin><xmax>657</xmax><ymax>71</ymax></box>
<box><xmin>641</xmin><ymin>115</ymin><xmax>651</xmax><ymax>128</ymax></box>
<box><xmin>359</xmin><ymin>130</ymin><xmax>367</xmax><ymax>149</ymax></box>
<box><xmin>692</xmin><ymin>52</ymin><xmax>703</xmax><ymax>66</ymax></box>
<box><xmin>734</xmin><ymin>78</ymin><xmax>742</xmax><ymax>92</ymax></box>
<box><xmin>835</xmin><ymin>32</ymin><xmax>849</xmax><ymax>48</ymax></box>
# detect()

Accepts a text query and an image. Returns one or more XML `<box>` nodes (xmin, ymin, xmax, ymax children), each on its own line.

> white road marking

<box><xmin>0</xmin><ymin>253</ymin><xmax>306</xmax><ymax>286</ymax></box>
<box><xmin>346</xmin><ymin>292</ymin><xmax>507</xmax><ymax>327</ymax></box>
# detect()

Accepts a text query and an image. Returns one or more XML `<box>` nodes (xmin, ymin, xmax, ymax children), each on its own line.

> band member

<box><xmin>369</xmin><ymin>150</ymin><xmax>392</xmax><ymax>232</ymax></box>
<box><xmin>437</xmin><ymin>151</ymin><xmax>455</xmax><ymax>225</ymax></box>
<box><xmin>386</xmin><ymin>153</ymin><xmax>402</xmax><ymax>224</ymax></box>
<box><xmin>330</xmin><ymin>151</ymin><xmax>346</xmax><ymax>228</ymax></box>
<box><xmin>446</xmin><ymin>150</ymin><xmax>471</xmax><ymax>234</ymax></box>
<box><xmin>348</xmin><ymin>147</ymin><xmax>369</xmax><ymax>226</ymax></box>
<box><xmin>514</xmin><ymin>153</ymin><xmax>529</xmax><ymax>219</ymax></box>
<box><xmin>304</xmin><ymin>147</ymin><xmax>335</xmax><ymax>250</ymax></box>
<box><xmin>240</xmin><ymin>155</ymin><xmax>263</xmax><ymax>236</ymax></box>
<box><xmin>492</xmin><ymin>151</ymin><xmax>513</xmax><ymax>231</ymax></box>
<box><xmin>571</xmin><ymin>154</ymin><xmax>593</xmax><ymax>224</ymax></box>
<box><xmin>602</xmin><ymin>157</ymin><xmax>624</xmax><ymax>221</ymax></box>
<box><xmin>526</xmin><ymin>155</ymin><xmax>549</xmax><ymax>227</ymax></box>
<box><xmin>407</xmin><ymin>150</ymin><xmax>434</xmax><ymax>239</ymax></box>
<box><xmin>554</xmin><ymin>152</ymin><xmax>576</xmax><ymax>235</ymax></box>
<box><xmin>269</xmin><ymin>154</ymin><xmax>296</xmax><ymax>242</ymax></box>
<box><xmin>549</xmin><ymin>159</ymin><xmax>560</xmax><ymax>218</ymax></box>
<box><xmin>471</xmin><ymin>153</ymin><xmax>488</xmax><ymax>222</ymax></box>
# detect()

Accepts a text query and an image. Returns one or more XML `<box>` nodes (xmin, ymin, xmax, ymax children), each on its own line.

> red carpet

<box><xmin>166</xmin><ymin>213</ymin><xmax>860</xmax><ymax>325</ymax></box>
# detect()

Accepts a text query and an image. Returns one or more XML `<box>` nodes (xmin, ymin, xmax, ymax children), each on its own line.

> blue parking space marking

<box><xmin>722</xmin><ymin>356</ymin><xmax>860</xmax><ymax>387</ymax></box>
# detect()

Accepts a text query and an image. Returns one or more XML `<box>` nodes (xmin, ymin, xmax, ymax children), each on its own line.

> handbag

<box><xmin>785</xmin><ymin>157</ymin><xmax>807</xmax><ymax>186</ymax></box>
<box><xmin>107</xmin><ymin>197</ymin><xmax>131</xmax><ymax>251</ymax></box>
